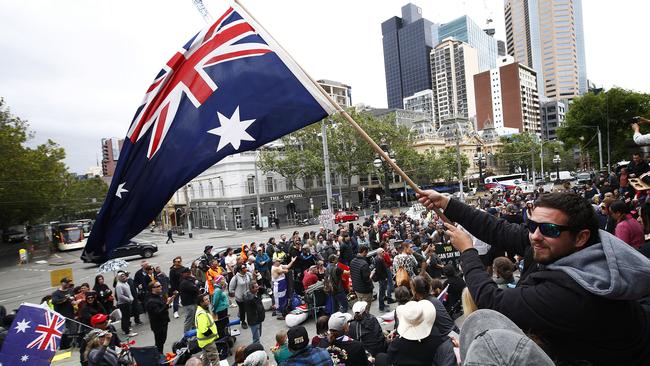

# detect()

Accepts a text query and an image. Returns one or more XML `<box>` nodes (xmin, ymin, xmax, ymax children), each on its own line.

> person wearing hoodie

<box><xmin>418</xmin><ymin>190</ymin><xmax>650</xmax><ymax>365</ymax></box>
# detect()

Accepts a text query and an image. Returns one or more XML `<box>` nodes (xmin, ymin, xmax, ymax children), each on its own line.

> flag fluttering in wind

<box><xmin>0</xmin><ymin>303</ymin><xmax>66</xmax><ymax>366</ymax></box>
<box><xmin>82</xmin><ymin>3</ymin><xmax>335</xmax><ymax>263</ymax></box>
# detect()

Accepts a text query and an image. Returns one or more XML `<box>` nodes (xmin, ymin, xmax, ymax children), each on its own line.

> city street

<box><xmin>0</xmin><ymin>220</ymin><xmax>389</xmax><ymax>365</ymax></box>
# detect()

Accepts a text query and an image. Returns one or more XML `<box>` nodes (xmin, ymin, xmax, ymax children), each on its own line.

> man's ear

<box><xmin>575</xmin><ymin>229</ymin><xmax>591</xmax><ymax>249</ymax></box>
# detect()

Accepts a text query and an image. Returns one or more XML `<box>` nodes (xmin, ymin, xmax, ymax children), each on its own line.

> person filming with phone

<box><xmin>631</xmin><ymin>116</ymin><xmax>650</xmax><ymax>145</ymax></box>
<box><xmin>417</xmin><ymin>190</ymin><xmax>650</xmax><ymax>365</ymax></box>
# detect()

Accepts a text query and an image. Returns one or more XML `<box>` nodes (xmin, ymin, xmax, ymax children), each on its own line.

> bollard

<box><xmin>18</xmin><ymin>248</ymin><xmax>28</xmax><ymax>265</ymax></box>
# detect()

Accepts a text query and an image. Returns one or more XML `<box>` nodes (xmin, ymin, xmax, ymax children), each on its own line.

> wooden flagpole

<box><xmin>229</xmin><ymin>0</ymin><xmax>449</xmax><ymax>222</ymax></box>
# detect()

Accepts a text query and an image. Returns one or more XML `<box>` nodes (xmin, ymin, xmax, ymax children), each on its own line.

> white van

<box><xmin>549</xmin><ymin>171</ymin><xmax>574</xmax><ymax>181</ymax></box>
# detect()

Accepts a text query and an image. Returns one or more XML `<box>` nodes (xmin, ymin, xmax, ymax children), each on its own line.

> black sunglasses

<box><xmin>526</xmin><ymin>219</ymin><xmax>572</xmax><ymax>238</ymax></box>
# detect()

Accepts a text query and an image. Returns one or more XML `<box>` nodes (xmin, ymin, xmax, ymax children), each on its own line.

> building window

<box><xmin>266</xmin><ymin>176</ymin><xmax>275</xmax><ymax>193</ymax></box>
<box><xmin>247</xmin><ymin>176</ymin><xmax>255</xmax><ymax>195</ymax></box>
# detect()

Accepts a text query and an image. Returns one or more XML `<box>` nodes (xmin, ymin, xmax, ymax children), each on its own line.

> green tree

<box><xmin>0</xmin><ymin>99</ymin><xmax>69</xmax><ymax>227</ymax></box>
<box><xmin>557</xmin><ymin>88</ymin><xmax>650</xmax><ymax>165</ymax></box>
<box><xmin>438</xmin><ymin>147</ymin><xmax>469</xmax><ymax>182</ymax></box>
<box><xmin>257</xmin><ymin>123</ymin><xmax>324</xmax><ymax>202</ymax></box>
<box><xmin>58</xmin><ymin>176</ymin><xmax>108</xmax><ymax>221</ymax></box>
<box><xmin>327</xmin><ymin>110</ymin><xmax>415</xmax><ymax>200</ymax></box>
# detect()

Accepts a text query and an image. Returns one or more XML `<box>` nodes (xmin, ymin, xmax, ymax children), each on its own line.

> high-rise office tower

<box><xmin>431</xmin><ymin>38</ymin><xmax>479</xmax><ymax>123</ymax></box>
<box><xmin>438</xmin><ymin>15</ymin><xmax>498</xmax><ymax>72</ymax></box>
<box><xmin>382</xmin><ymin>3</ymin><xmax>438</xmax><ymax>108</ymax></box>
<box><xmin>504</xmin><ymin>0</ymin><xmax>587</xmax><ymax>101</ymax></box>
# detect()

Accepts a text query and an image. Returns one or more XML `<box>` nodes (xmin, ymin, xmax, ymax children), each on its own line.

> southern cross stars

<box><xmin>14</xmin><ymin>319</ymin><xmax>30</xmax><ymax>333</ymax></box>
<box><xmin>207</xmin><ymin>106</ymin><xmax>256</xmax><ymax>153</ymax></box>
<box><xmin>116</xmin><ymin>182</ymin><xmax>128</xmax><ymax>199</ymax></box>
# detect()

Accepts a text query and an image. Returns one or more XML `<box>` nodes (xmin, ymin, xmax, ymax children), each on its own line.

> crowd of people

<box><xmin>2</xmin><ymin>152</ymin><xmax>650</xmax><ymax>365</ymax></box>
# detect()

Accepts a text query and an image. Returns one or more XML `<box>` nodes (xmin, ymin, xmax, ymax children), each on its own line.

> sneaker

<box><xmin>241</xmin><ymin>322</ymin><xmax>248</xmax><ymax>329</ymax></box>
<box><xmin>173</xmin><ymin>312</ymin><xmax>180</xmax><ymax>319</ymax></box>
<box><xmin>276</xmin><ymin>315</ymin><xmax>285</xmax><ymax>320</ymax></box>
<box><xmin>386</xmin><ymin>298</ymin><xmax>396</xmax><ymax>304</ymax></box>
<box><xmin>271</xmin><ymin>311</ymin><xmax>276</xmax><ymax>317</ymax></box>
<box><xmin>230</xmin><ymin>303</ymin><xmax>238</xmax><ymax>308</ymax></box>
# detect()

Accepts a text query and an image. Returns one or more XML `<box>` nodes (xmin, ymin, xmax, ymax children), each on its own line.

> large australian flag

<box><xmin>82</xmin><ymin>3</ymin><xmax>335</xmax><ymax>263</ymax></box>
<box><xmin>0</xmin><ymin>304</ymin><xmax>66</xmax><ymax>366</ymax></box>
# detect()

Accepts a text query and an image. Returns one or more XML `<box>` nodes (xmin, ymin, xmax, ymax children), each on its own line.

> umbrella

<box><xmin>98</xmin><ymin>258</ymin><xmax>129</xmax><ymax>273</ymax></box>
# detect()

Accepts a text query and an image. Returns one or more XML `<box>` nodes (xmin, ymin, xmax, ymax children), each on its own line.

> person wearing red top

<box><xmin>302</xmin><ymin>265</ymin><xmax>319</xmax><ymax>290</ymax></box>
<box><xmin>610</xmin><ymin>200</ymin><xmax>645</xmax><ymax>249</ymax></box>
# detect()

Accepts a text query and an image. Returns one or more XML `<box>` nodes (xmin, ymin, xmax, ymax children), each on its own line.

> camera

<box><xmin>633</xmin><ymin>116</ymin><xmax>641</xmax><ymax>122</ymax></box>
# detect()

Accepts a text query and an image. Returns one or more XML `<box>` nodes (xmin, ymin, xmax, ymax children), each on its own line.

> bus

<box><xmin>484</xmin><ymin>173</ymin><xmax>527</xmax><ymax>190</ymax></box>
<box><xmin>53</xmin><ymin>222</ymin><xmax>87</xmax><ymax>251</ymax></box>
<box><xmin>75</xmin><ymin>219</ymin><xmax>94</xmax><ymax>236</ymax></box>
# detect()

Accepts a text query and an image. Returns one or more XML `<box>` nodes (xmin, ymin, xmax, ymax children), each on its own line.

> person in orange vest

<box><xmin>205</xmin><ymin>260</ymin><xmax>223</xmax><ymax>296</ymax></box>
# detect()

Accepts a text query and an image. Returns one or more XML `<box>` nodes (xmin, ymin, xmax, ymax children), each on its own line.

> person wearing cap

<box><xmin>145</xmin><ymin>280</ymin><xmax>175</xmax><ymax>354</ymax></box>
<box><xmin>195</xmin><ymin>293</ymin><xmax>220</xmax><ymax>366</ymax></box>
<box><xmin>348</xmin><ymin>301</ymin><xmax>386</xmax><ymax>356</ymax></box>
<box><xmin>460</xmin><ymin>309</ymin><xmax>554</xmax><ymax>365</ymax></box>
<box><xmin>115</xmin><ymin>272</ymin><xmax>137</xmax><ymax>337</ymax></box>
<box><xmin>418</xmin><ymin>189</ymin><xmax>650</xmax><ymax>364</ymax></box>
<box><xmin>280</xmin><ymin>325</ymin><xmax>332</xmax><ymax>366</ymax></box>
<box><xmin>271</xmin><ymin>255</ymin><xmax>297</xmax><ymax>319</ymax></box>
<box><xmin>79</xmin><ymin>313</ymin><xmax>122</xmax><ymax>366</ymax></box>
<box><xmin>325</xmin><ymin>311</ymin><xmax>370</xmax><ymax>365</ymax></box>
<box><xmin>179</xmin><ymin>267</ymin><xmax>199</xmax><ymax>332</ymax></box>
<box><xmin>376</xmin><ymin>300</ymin><xmax>455</xmax><ymax>366</ymax></box>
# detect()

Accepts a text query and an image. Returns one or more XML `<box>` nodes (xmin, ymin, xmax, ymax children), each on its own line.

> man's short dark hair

<box><xmin>534</xmin><ymin>193</ymin><xmax>600</xmax><ymax>246</ymax></box>
<box><xmin>609</xmin><ymin>200</ymin><xmax>630</xmax><ymax>215</ymax></box>
<box><xmin>359</xmin><ymin>245</ymin><xmax>369</xmax><ymax>254</ymax></box>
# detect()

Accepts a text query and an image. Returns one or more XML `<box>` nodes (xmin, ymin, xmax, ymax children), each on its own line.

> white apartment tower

<box><xmin>430</xmin><ymin>38</ymin><xmax>479</xmax><ymax>124</ymax></box>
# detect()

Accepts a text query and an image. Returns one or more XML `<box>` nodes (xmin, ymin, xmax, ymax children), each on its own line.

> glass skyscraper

<box><xmin>382</xmin><ymin>3</ymin><xmax>437</xmax><ymax>109</ymax></box>
<box><xmin>437</xmin><ymin>15</ymin><xmax>498</xmax><ymax>72</ymax></box>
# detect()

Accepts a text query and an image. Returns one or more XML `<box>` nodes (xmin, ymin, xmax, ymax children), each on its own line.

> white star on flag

<box><xmin>20</xmin><ymin>355</ymin><xmax>29</xmax><ymax>362</ymax></box>
<box><xmin>116</xmin><ymin>183</ymin><xmax>128</xmax><ymax>199</ymax></box>
<box><xmin>14</xmin><ymin>319</ymin><xmax>30</xmax><ymax>333</ymax></box>
<box><xmin>207</xmin><ymin>106</ymin><xmax>256</xmax><ymax>152</ymax></box>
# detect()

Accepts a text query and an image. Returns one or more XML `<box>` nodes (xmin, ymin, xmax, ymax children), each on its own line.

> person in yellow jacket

<box><xmin>195</xmin><ymin>293</ymin><xmax>220</xmax><ymax>366</ymax></box>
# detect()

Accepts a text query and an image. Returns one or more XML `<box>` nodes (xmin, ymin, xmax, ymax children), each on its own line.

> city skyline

<box><xmin>1</xmin><ymin>0</ymin><xmax>648</xmax><ymax>173</ymax></box>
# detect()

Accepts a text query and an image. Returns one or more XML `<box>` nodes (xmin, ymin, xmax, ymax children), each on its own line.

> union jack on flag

<box><xmin>26</xmin><ymin>310</ymin><xmax>65</xmax><ymax>351</ymax></box>
<box><xmin>82</xmin><ymin>2</ymin><xmax>335</xmax><ymax>263</ymax></box>
<box><xmin>127</xmin><ymin>7</ymin><xmax>274</xmax><ymax>159</ymax></box>
<box><xmin>0</xmin><ymin>304</ymin><xmax>66</xmax><ymax>366</ymax></box>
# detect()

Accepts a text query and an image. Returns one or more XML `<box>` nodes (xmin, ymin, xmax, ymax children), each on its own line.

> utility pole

<box><xmin>321</xmin><ymin>121</ymin><xmax>333</xmax><ymax>212</ymax></box>
<box><xmin>254</xmin><ymin>150</ymin><xmax>263</xmax><ymax>229</ymax></box>
<box><xmin>540</xmin><ymin>140</ymin><xmax>545</xmax><ymax>182</ymax></box>
<box><xmin>183</xmin><ymin>185</ymin><xmax>193</xmax><ymax>238</ymax></box>
<box><xmin>455</xmin><ymin>135</ymin><xmax>464</xmax><ymax>202</ymax></box>
<box><xmin>531</xmin><ymin>147</ymin><xmax>536</xmax><ymax>188</ymax></box>
<box><xmin>597</xmin><ymin>126</ymin><xmax>604</xmax><ymax>171</ymax></box>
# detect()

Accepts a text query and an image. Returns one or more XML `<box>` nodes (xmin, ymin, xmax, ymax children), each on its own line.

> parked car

<box><xmin>334</xmin><ymin>211</ymin><xmax>359</xmax><ymax>224</ymax></box>
<box><xmin>2</xmin><ymin>226</ymin><xmax>28</xmax><ymax>243</ymax></box>
<box><xmin>109</xmin><ymin>240</ymin><xmax>158</xmax><ymax>259</ymax></box>
<box><xmin>576</xmin><ymin>171</ymin><xmax>594</xmax><ymax>184</ymax></box>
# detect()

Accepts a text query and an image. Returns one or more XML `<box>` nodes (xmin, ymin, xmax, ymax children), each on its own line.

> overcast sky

<box><xmin>1</xmin><ymin>0</ymin><xmax>648</xmax><ymax>173</ymax></box>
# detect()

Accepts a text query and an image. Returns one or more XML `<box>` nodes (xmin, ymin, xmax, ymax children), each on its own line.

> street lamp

<box><xmin>473</xmin><ymin>148</ymin><xmax>486</xmax><ymax>191</ymax></box>
<box><xmin>553</xmin><ymin>153</ymin><xmax>562</xmax><ymax>184</ymax></box>
<box><xmin>373</xmin><ymin>141</ymin><xmax>396</xmax><ymax>208</ymax></box>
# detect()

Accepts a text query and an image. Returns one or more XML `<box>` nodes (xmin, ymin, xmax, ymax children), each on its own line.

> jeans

<box><xmin>202</xmin><ymin>341</ymin><xmax>220</xmax><ymax>366</ymax></box>
<box><xmin>250</xmin><ymin>322</ymin><xmax>262</xmax><ymax>344</ymax></box>
<box><xmin>378</xmin><ymin>279</ymin><xmax>387</xmax><ymax>310</ymax></box>
<box><xmin>386</xmin><ymin>273</ymin><xmax>394</xmax><ymax>299</ymax></box>
<box><xmin>172</xmin><ymin>295</ymin><xmax>179</xmax><ymax>312</ymax></box>
<box><xmin>182</xmin><ymin>304</ymin><xmax>197</xmax><ymax>332</ymax></box>
<box><xmin>332</xmin><ymin>291</ymin><xmax>349</xmax><ymax>313</ymax></box>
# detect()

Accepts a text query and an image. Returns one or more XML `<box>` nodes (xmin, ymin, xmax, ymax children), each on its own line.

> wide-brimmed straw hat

<box><xmin>396</xmin><ymin>300</ymin><xmax>436</xmax><ymax>341</ymax></box>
